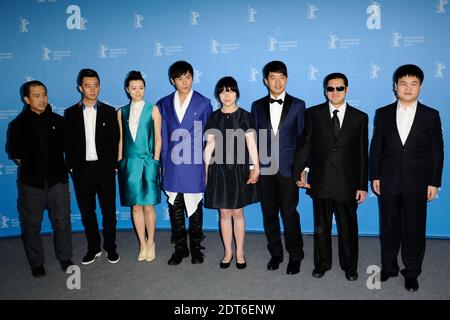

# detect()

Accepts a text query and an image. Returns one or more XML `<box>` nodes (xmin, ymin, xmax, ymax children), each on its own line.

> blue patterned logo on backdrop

<box><xmin>134</xmin><ymin>13</ymin><xmax>144</xmax><ymax>28</ymax></box>
<box><xmin>370</xmin><ymin>63</ymin><xmax>381</xmax><ymax>80</ymax></box>
<box><xmin>307</xmin><ymin>4</ymin><xmax>319</xmax><ymax>20</ymax></box>
<box><xmin>249</xmin><ymin>68</ymin><xmax>259</xmax><ymax>82</ymax></box>
<box><xmin>0</xmin><ymin>215</ymin><xmax>10</xmax><ymax>229</ymax></box>
<box><xmin>308</xmin><ymin>65</ymin><xmax>319</xmax><ymax>81</ymax></box>
<box><xmin>434</xmin><ymin>61</ymin><xmax>446</xmax><ymax>78</ymax></box>
<box><xmin>247</xmin><ymin>6</ymin><xmax>257</xmax><ymax>23</ymax></box>
<box><xmin>436</xmin><ymin>0</ymin><xmax>448</xmax><ymax>13</ymax></box>
<box><xmin>190</xmin><ymin>10</ymin><xmax>200</xmax><ymax>26</ymax></box>
<box><xmin>19</xmin><ymin>17</ymin><xmax>30</xmax><ymax>32</ymax></box>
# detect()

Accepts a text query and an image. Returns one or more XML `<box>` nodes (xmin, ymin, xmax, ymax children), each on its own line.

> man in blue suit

<box><xmin>251</xmin><ymin>61</ymin><xmax>306</xmax><ymax>275</ymax></box>
<box><xmin>157</xmin><ymin>61</ymin><xmax>213</xmax><ymax>265</ymax></box>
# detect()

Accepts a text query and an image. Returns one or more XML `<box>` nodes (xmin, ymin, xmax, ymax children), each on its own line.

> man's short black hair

<box><xmin>394</xmin><ymin>64</ymin><xmax>424</xmax><ymax>84</ymax></box>
<box><xmin>263</xmin><ymin>61</ymin><xmax>288</xmax><ymax>79</ymax></box>
<box><xmin>22</xmin><ymin>80</ymin><xmax>47</xmax><ymax>98</ymax></box>
<box><xmin>214</xmin><ymin>76</ymin><xmax>240</xmax><ymax>103</ymax></box>
<box><xmin>169</xmin><ymin>60</ymin><xmax>194</xmax><ymax>80</ymax></box>
<box><xmin>323</xmin><ymin>72</ymin><xmax>349</xmax><ymax>88</ymax></box>
<box><xmin>77</xmin><ymin>68</ymin><xmax>100</xmax><ymax>87</ymax></box>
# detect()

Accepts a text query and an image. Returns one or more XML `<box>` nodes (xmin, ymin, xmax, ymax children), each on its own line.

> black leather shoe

<box><xmin>286</xmin><ymin>259</ymin><xmax>301</xmax><ymax>275</ymax></box>
<box><xmin>236</xmin><ymin>257</ymin><xmax>246</xmax><ymax>270</ymax></box>
<box><xmin>312</xmin><ymin>268</ymin><xmax>327</xmax><ymax>278</ymax></box>
<box><xmin>405</xmin><ymin>277</ymin><xmax>419</xmax><ymax>292</ymax></box>
<box><xmin>31</xmin><ymin>265</ymin><xmax>45</xmax><ymax>278</ymax></box>
<box><xmin>60</xmin><ymin>259</ymin><xmax>74</xmax><ymax>272</ymax></box>
<box><xmin>345</xmin><ymin>271</ymin><xmax>358</xmax><ymax>281</ymax></box>
<box><xmin>267</xmin><ymin>257</ymin><xmax>283</xmax><ymax>270</ymax></box>
<box><xmin>168</xmin><ymin>248</ymin><xmax>189</xmax><ymax>265</ymax></box>
<box><xmin>380</xmin><ymin>270</ymin><xmax>399</xmax><ymax>282</ymax></box>
<box><xmin>191</xmin><ymin>251</ymin><xmax>204</xmax><ymax>264</ymax></box>
<box><xmin>220</xmin><ymin>256</ymin><xmax>233</xmax><ymax>269</ymax></box>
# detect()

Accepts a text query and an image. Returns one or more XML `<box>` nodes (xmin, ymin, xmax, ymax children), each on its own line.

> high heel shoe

<box><xmin>138</xmin><ymin>247</ymin><xmax>146</xmax><ymax>261</ymax></box>
<box><xmin>236</xmin><ymin>257</ymin><xmax>247</xmax><ymax>270</ymax></box>
<box><xmin>146</xmin><ymin>242</ymin><xmax>156</xmax><ymax>262</ymax></box>
<box><xmin>219</xmin><ymin>256</ymin><xmax>233</xmax><ymax>269</ymax></box>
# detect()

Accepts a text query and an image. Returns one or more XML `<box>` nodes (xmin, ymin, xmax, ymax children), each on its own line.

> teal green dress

<box><xmin>118</xmin><ymin>102</ymin><xmax>161</xmax><ymax>206</ymax></box>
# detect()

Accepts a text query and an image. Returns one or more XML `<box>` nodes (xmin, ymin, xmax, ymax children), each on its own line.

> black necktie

<box><xmin>332</xmin><ymin>109</ymin><xmax>340</xmax><ymax>139</ymax></box>
<box><xmin>269</xmin><ymin>98</ymin><xmax>283</xmax><ymax>105</ymax></box>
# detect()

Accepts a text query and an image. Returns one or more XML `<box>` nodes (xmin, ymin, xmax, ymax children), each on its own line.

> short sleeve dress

<box><xmin>204</xmin><ymin>108</ymin><xmax>258</xmax><ymax>209</ymax></box>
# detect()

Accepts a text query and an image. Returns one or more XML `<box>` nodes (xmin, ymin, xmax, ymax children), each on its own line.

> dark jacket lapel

<box><xmin>278</xmin><ymin>93</ymin><xmax>292</xmax><ymax>130</ymax></box>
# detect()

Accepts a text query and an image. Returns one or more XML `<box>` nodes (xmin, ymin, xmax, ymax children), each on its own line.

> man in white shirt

<box><xmin>156</xmin><ymin>61</ymin><xmax>213</xmax><ymax>265</ymax></box>
<box><xmin>293</xmin><ymin>73</ymin><xmax>368</xmax><ymax>282</ymax></box>
<box><xmin>251</xmin><ymin>61</ymin><xmax>306</xmax><ymax>275</ymax></box>
<box><xmin>64</xmin><ymin>69</ymin><xmax>120</xmax><ymax>265</ymax></box>
<box><xmin>370</xmin><ymin>64</ymin><xmax>444</xmax><ymax>292</ymax></box>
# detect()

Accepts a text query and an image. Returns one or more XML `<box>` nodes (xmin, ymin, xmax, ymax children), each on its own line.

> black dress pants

<box><xmin>379</xmin><ymin>192</ymin><xmax>427</xmax><ymax>278</ymax></box>
<box><xmin>259</xmin><ymin>172</ymin><xmax>304</xmax><ymax>261</ymax></box>
<box><xmin>312</xmin><ymin>198</ymin><xmax>359</xmax><ymax>273</ymax></box>
<box><xmin>168</xmin><ymin>193</ymin><xmax>204</xmax><ymax>253</ymax></box>
<box><xmin>72</xmin><ymin>161</ymin><xmax>117</xmax><ymax>253</ymax></box>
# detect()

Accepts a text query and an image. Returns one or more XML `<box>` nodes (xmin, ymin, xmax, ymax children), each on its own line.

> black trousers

<box><xmin>259</xmin><ymin>172</ymin><xmax>304</xmax><ymax>261</ymax></box>
<box><xmin>72</xmin><ymin>161</ymin><xmax>117</xmax><ymax>253</ymax></box>
<box><xmin>168</xmin><ymin>193</ymin><xmax>204</xmax><ymax>252</ymax></box>
<box><xmin>379</xmin><ymin>193</ymin><xmax>427</xmax><ymax>278</ymax></box>
<box><xmin>312</xmin><ymin>198</ymin><xmax>358</xmax><ymax>273</ymax></box>
<box><xmin>18</xmin><ymin>182</ymin><xmax>72</xmax><ymax>267</ymax></box>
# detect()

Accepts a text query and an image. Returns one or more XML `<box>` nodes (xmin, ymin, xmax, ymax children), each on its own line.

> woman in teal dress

<box><xmin>117</xmin><ymin>71</ymin><xmax>161</xmax><ymax>262</ymax></box>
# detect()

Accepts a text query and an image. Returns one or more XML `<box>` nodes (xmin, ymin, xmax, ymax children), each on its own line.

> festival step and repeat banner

<box><xmin>0</xmin><ymin>0</ymin><xmax>448</xmax><ymax>238</ymax></box>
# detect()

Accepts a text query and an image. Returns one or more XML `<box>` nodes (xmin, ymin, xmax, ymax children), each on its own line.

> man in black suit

<box><xmin>293</xmin><ymin>73</ymin><xmax>368</xmax><ymax>281</ymax></box>
<box><xmin>370</xmin><ymin>64</ymin><xmax>444</xmax><ymax>292</ymax></box>
<box><xmin>64</xmin><ymin>69</ymin><xmax>120</xmax><ymax>265</ymax></box>
<box><xmin>251</xmin><ymin>61</ymin><xmax>305</xmax><ymax>275</ymax></box>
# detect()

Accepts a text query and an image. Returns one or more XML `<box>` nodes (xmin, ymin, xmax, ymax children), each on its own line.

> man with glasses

<box><xmin>293</xmin><ymin>72</ymin><xmax>368</xmax><ymax>281</ymax></box>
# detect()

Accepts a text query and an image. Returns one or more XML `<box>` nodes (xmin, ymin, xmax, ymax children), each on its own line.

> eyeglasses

<box><xmin>326</xmin><ymin>86</ymin><xmax>346</xmax><ymax>92</ymax></box>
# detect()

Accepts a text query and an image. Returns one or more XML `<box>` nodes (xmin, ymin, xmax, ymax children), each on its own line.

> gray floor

<box><xmin>0</xmin><ymin>230</ymin><xmax>449</xmax><ymax>300</ymax></box>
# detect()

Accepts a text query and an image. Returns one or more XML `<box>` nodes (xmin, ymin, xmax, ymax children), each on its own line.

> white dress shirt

<box><xmin>270</xmin><ymin>91</ymin><xmax>286</xmax><ymax>135</ymax></box>
<box><xmin>83</xmin><ymin>104</ymin><xmax>98</xmax><ymax>161</ymax></box>
<box><xmin>129</xmin><ymin>100</ymin><xmax>145</xmax><ymax>142</ymax></box>
<box><xmin>329</xmin><ymin>101</ymin><xmax>347</xmax><ymax>128</ymax></box>
<box><xmin>174</xmin><ymin>90</ymin><xmax>193</xmax><ymax>123</ymax></box>
<box><xmin>166</xmin><ymin>90</ymin><xmax>202</xmax><ymax>217</ymax></box>
<box><xmin>396</xmin><ymin>100</ymin><xmax>417</xmax><ymax>145</ymax></box>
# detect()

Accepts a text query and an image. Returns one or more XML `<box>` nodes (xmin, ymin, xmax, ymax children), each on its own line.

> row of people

<box><xmin>6</xmin><ymin>61</ymin><xmax>443</xmax><ymax>293</ymax></box>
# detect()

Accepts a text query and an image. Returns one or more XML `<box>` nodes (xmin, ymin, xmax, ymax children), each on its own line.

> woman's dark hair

<box><xmin>214</xmin><ymin>76</ymin><xmax>240</xmax><ymax>104</ymax></box>
<box><xmin>125</xmin><ymin>70</ymin><xmax>146</xmax><ymax>89</ymax></box>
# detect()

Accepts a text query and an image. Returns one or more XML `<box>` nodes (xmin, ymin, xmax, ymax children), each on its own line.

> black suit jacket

<box><xmin>370</xmin><ymin>102</ymin><xmax>443</xmax><ymax>196</ymax></box>
<box><xmin>293</xmin><ymin>103</ymin><xmax>368</xmax><ymax>201</ymax></box>
<box><xmin>64</xmin><ymin>101</ymin><xmax>119</xmax><ymax>172</ymax></box>
<box><xmin>251</xmin><ymin>93</ymin><xmax>305</xmax><ymax>177</ymax></box>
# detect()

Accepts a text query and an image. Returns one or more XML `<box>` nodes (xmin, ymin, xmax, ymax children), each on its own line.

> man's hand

<box><xmin>372</xmin><ymin>180</ymin><xmax>380</xmax><ymax>196</ymax></box>
<box><xmin>427</xmin><ymin>186</ymin><xmax>438</xmax><ymax>201</ymax></box>
<box><xmin>296</xmin><ymin>170</ymin><xmax>310</xmax><ymax>189</ymax></box>
<box><xmin>355</xmin><ymin>190</ymin><xmax>367</xmax><ymax>204</ymax></box>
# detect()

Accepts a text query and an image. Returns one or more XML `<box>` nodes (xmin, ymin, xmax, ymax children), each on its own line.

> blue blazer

<box><xmin>251</xmin><ymin>93</ymin><xmax>305</xmax><ymax>177</ymax></box>
<box><xmin>157</xmin><ymin>91</ymin><xmax>213</xmax><ymax>193</ymax></box>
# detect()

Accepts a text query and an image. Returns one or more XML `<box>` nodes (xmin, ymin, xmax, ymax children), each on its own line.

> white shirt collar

<box><xmin>329</xmin><ymin>101</ymin><xmax>347</xmax><ymax>114</ymax></box>
<box><xmin>397</xmin><ymin>100</ymin><xmax>418</xmax><ymax>112</ymax></box>
<box><xmin>270</xmin><ymin>91</ymin><xmax>286</xmax><ymax>102</ymax></box>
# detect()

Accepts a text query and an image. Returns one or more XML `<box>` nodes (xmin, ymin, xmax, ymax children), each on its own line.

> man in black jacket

<box><xmin>64</xmin><ymin>69</ymin><xmax>120</xmax><ymax>265</ymax></box>
<box><xmin>370</xmin><ymin>65</ymin><xmax>444</xmax><ymax>292</ymax></box>
<box><xmin>7</xmin><ymin>80</ymin><xmax>73</xmax><ymax>278</ymax></box>
<box><xmin>293</xmin><ymin>73</ymin><xmax>368</xmax><ymax>281</ymax></box>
